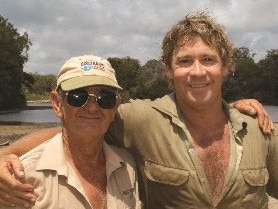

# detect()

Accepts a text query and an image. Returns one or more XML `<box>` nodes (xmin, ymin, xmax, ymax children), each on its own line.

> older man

<box><xmin>0</xmin><ymin>55</ymin><xmax>141</xmax><ymax>209</ymax></box>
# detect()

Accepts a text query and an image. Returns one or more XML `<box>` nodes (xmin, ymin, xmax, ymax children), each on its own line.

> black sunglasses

<box><xmin>66</xmin><ymin>89</ymin><xmax>118</xmax><ymax>109</ymax></box>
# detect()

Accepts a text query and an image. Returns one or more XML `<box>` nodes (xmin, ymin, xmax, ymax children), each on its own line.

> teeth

<box><xmin>190</xmin><ymin>83</ymin><xmax>207</xmax><ymax>88</ymax></box>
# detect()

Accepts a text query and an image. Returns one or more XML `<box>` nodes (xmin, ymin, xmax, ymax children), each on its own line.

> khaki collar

<box><xmin>36</xmin><ymin>132</ymin><xmax>126</xmax><ymax>179</ymax></box>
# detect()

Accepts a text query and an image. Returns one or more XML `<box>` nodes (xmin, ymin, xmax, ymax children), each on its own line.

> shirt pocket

<box><xmin>144</xmin><ymin>160</ymin><xmax>189</xmax><ymax>186</ymax></box>
<box><xmin>240</xmin><ymin>168</ymin><xmax>269</xmax><ymax>208</ymax></box>
<box><xmin>242</xmin><ymin>168</ymin><xmax>269</xmax><ymax>187</ymax></box>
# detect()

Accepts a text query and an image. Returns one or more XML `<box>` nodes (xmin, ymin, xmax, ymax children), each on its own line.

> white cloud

<box><xmin>1</xmin><ymin>0</ymin><xmax>278</xmax><ymax>74</ymax></box>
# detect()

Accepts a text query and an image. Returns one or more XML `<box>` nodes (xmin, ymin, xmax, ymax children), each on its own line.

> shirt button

<box><xmin>188</xmin><ymin>148</ymin><xmax>194</xmax><ymax>154</ymax></box>
<box><xmin>200</xmin><ymin>177</ymin><xmax>206</xmax><ymax>183</ymax></box>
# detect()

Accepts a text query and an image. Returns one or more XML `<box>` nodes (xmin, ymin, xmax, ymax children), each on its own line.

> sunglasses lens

<box><xmin>97</xmin><ymin>91</ymin><xmax>117</xmax><ymax>109</ymax></box>
<box><xmin>66</xmin><ymin>89</ymin><xmax>117</xmax><ymax>109</ymax></box>
<box><xmin>67</xmin><ymin>90</ymin><xmax>88</xmax><ymax>107</ymax></box>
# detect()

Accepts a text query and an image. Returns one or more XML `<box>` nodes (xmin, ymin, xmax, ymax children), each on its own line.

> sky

<box><xmin>0</xmin><ymin>0</ymin><xmax>278</xmax><ymax>75</ymax></box>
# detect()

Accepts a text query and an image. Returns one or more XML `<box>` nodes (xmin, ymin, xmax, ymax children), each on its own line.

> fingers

<box><xmin>231</xmin><ymin>99</ymin><xmax>257</xmax><ymax>116</ymax></box>
<box><xmin>248</xmin><ymin>100</ymin><xmax>274</xmax><ymax>134</ymax></box>
<box><xmin>4</xmin><ymin>154</ymin><xmax>25</xmax><ymax>179</ymax></box>
<box><xmin>0</xmin><ymin>155</ymin><xmax>32</xmax><ymax>190</ymax></box>
<box><xmin>0</xmin><ymin>189</ymin><xmax>35</xmax><ymax>208</ymax></box>
<box><xmin>0</xmin><ymin>197</ymin><xmax>16</xmax><ymax>207</ymax></box>
<box><xmin>0</xmin><ymin>154</ymin><xmax>36</xmax><ymax>207</ymax></box>
<box><xmin>232</xmin><ymin>99</ymin><xmax>274</xmax><ymax>134</ymax></box>
<box><xmin>0</xmin><ymin>181</ymin><xmax>36</xmax><ymax>208</ymax></box>
<box><xmin>269</xmin><ymin>118</ymin><xmax>275</xmax><ymax>133</ymax></box>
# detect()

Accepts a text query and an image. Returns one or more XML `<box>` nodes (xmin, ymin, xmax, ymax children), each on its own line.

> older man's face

<box><xmin>57</xmin><ymin>85</ymin><xmax>119</xmax><ymax>140</ymax></box>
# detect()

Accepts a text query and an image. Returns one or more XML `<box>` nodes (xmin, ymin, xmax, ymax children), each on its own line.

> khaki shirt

<box><xmin>108</xmin><ymin>93</ymin><xmax>278</xmax><ymax>209</ymax></box>
<box><xmin>11</xmin><ymin>133</ymin><xmax>142</xmax><ymax>209</ymax></box>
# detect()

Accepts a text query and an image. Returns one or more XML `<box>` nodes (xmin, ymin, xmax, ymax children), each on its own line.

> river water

<box><xmin>0</xmin><ymin>103</ymin><xmax>59</xmax><ymax>124</ymax></box>
<box><xmin>264</xmin><ymin>105</ymin><xmax>278</xmax><ymax>122</ymax></box>
<box><xmin>0</xmin><ymin>103</ymin><xmax>277</xmax><ymax>123</ymax></box>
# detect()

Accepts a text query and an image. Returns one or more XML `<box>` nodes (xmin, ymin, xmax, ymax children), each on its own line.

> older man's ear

<box><xmin>50</xmin><ymin>90</ymin><xmax>64</xmax><ymax>119</ymax></box>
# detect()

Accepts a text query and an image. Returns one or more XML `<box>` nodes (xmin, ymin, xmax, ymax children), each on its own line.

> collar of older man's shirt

<box><xmin>35</xmin><ymin>132</ymin><xmax>126</xmax><ymax>179</ymax></box>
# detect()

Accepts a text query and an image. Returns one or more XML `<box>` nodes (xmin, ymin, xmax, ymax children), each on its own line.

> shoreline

<box><xmin>0</xmin><ymin>100</ymin><xmax>51</xmax><ymax>115</ymax></box>
<box><xmin>0</xmin><ymin>122</ymin><xmax>59</xmax><ymax>146</ymax></box>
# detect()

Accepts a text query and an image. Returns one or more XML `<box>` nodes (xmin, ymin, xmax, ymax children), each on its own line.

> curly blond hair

<box><xmin>161</xmin><ymin>10</ymin><xmax>235</xmax><ymax>73</ymax></box>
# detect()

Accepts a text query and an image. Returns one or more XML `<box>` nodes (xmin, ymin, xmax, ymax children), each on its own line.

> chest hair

<box><xmin>189</xmin><ymin>124</ymin><xmax>230</xmax><ymax>205</ymax></box>
<box><xmin>68</xmin><ymin>156</ymin><xmax>108</xmax><ymax>209</ymax></box>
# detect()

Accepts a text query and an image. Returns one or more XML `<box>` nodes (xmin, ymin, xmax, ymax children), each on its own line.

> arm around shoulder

<box><xmin>230</xmin><ymin>99</ymin><xmax>275</xmax><ymax>133</ymax></box>
<box><xmin>0</xmin><ymin>126</ymin><xmax>62</xmax><ymax>156</ymax></box>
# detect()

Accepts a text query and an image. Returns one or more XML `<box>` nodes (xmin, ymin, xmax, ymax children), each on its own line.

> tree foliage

<box><xmin>256</xmin><ymin>49</ymin><xmax>278</xmax><ymax>104</ymax></box>
<box><xmin>223</xmin><ymin>47</ymin><xmax>258</xmax><ymax>101</ymax></box>
<box><xmin>223</xmin><ymin>47</ymin><xmax>278</xmax><ymax>105</ymax></box>
<box><xmin>1</xmin><ymin>14</ymin><xmax>278</xmax><ymax>109</ymax></box>
<box><xmin>108</xmin><ymin>56</ymin><xmax>141</xmax><ymax>102</ymax></box>
<box><xmin>0</xmin><ymin>15</ymin><xmax>32</xmax><ymax>110</ymax></box>
<box><xmin>7</xmin><ymin>47</ymin><xmax>278</xmax><ymax>108</ymax></box>
<box><xmin>23</xmin><ymin>73</ymin><xmax>56</xmax><ymax>101</ymax></box>
<box><xmin>134</xmin><ymin>59</ymin><xmax>170</xmax><ymax>100</ymax></box>
<box><xmin>108</xmin><ymin>57</ymin><xmax>171</xmax><ymax>103</ymax></box>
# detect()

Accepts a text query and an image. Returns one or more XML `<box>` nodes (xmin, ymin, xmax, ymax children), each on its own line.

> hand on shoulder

<box><xmin>230</xmin><ymin>99</ymin><xmax>275</xmax><ymax>134</ymax></box>
<box><xmin>0</xmin><ymin>154</ymin><xmax>36</xmax><ymax>208</ymax></box>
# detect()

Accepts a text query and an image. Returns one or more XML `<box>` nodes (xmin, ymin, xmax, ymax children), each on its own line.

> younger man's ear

<box><xmin>223</xmin><ymin>66</ymin><xmax>229</xmax><ymax>77</ymax></box>
<box><xmin>165</xmin><ymin>66</ymin><xmax>174</xmax><ymax>79</ymax></box>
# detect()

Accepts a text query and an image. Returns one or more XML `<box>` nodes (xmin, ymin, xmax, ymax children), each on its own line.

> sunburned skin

<box><xmin>188</xmin><ymin>123</ymin><xmax>230</xmax><ymax>205</ymax></box>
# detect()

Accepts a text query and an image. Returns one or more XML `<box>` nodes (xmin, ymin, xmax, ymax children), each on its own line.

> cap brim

<box><xmin>60</xmin><ymin>75</ymin><xmax>122</xmax><ymax>91</ymax></box>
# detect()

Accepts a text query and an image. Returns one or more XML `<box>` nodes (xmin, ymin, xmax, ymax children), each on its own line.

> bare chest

<box><xmin>82</xmin><ymin>181</ymin><xmax>107</xmax><ymax>209</ymax></box>
<box><xmin>190</xmin><ymin>127</ymin><xmax>230</xmax><ymax>203</ymax></box>
<box><xmin>74</xmin><ymin>163</ymin><xmax>107</xmax><ymax>209</ymax></box>
<box><xmin>195</xmin><ymin>138</ymin><xmax>230</xmax><ymax>181</ymax></box>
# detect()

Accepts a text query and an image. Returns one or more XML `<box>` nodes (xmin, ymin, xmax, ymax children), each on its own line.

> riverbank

<box><xmin>0</xmin><ymin>122</ymin><xmax>59</xmax><ymax>146</ymax></box>
<box><xmin>0</xmin><ymin>100</ymin><xmax>51</xmax><ymax>115</ymax></box>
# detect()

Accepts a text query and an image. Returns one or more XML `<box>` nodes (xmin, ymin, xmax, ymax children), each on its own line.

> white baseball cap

<box><xmin>56</xmin><ymin>55</ymin><xmax>122</xmax><ymax>91</ymax></box>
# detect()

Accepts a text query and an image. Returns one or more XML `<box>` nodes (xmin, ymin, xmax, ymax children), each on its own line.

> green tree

<box><xmin>135</xmin><ymin>59</ymin><xmax>170</xmax><ymax>100</ymax></box>
<box><xmin>24</xmin><ymin>73</ymin><xmax>56</xmax><ymax>101</ymax></box>
<box><xmin>0</xmin><ymin>15</ymin><xmax>31</xmax><ymax>110</ymax></box>
<box><xmin>257</xmin><ymin>49</ymin><xmax>278</xmax><ymax>104</ymax></box>
<box><xmin>223</xmin><ymin>47</ymin><xmax>259</xmax><ymax>102</ymax></box>
<box><xmin>109</xmin><ymin>57</ymin><xmax>171</xmax><ymax>102</ymax></box>
<box><xmin>22</xmin><ymin>71</ymin><xmax>35</xmax><ymax>89</ymax></box>
<box><xmin>108</xmin><ymin>57</ymin><xmax>141</xmax><ymax>102</ymax></box>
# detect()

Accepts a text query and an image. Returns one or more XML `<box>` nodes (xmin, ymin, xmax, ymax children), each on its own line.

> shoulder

<box><xmin>118</xmin><ymin>93</ymin><xmax>175</xmax><ymax>118</ymax></box>
<box><xmin>228</xmin><ymin>106</ymin><xmax>262</xmax><ymax>131</ymax></box>
<box><xmin>20</xmin><ymin>140</ymin><xmax>48</xmax><ymax>171</ymax></box>
<box><xmin>118</xmin><ymin>98</ymin><xmax>152</xmax><ymax>114</ymax></box>
<box><xmin>228</xmin><ymin>107</ymin><xmax>276</xmax><ymax>148</ymax></box>
<box><xmin>20</xmin><ymin>133</ymin><xmax>61</xmax><ymax>172</ymax></box>
<box><xmin>105</xmin><ymin>143</ymin><xmax>136</xmax><ymax>168</ymax></box>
